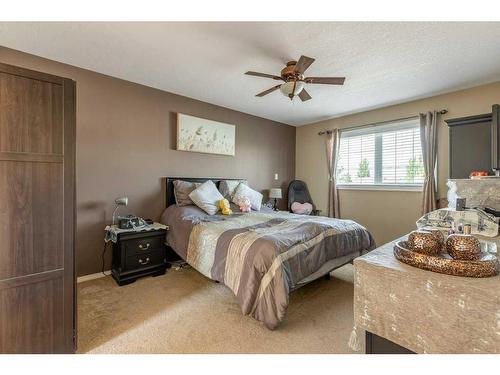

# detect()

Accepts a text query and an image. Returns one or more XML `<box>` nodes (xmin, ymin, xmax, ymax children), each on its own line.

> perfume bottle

<box><xmin>448</xmin><ymin>220</ymin><xmax>455</xmax><ymax>235</ymax></box>
<box><xmin>463</xmin><ymin>224</ymin><xmax>472</xmax><ymax>235</ymax></box>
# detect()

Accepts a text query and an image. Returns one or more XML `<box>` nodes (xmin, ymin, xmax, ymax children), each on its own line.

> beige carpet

<box><xmin>77</xmin><ymin>264</ymin><xmax>363</xmax><ymax>353</ymax></box>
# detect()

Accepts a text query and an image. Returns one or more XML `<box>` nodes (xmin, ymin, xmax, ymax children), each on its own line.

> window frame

<box><xmin>336</xmin><ymin>117</ymin><xmax>426</xmax><ymax>192</ymax></box>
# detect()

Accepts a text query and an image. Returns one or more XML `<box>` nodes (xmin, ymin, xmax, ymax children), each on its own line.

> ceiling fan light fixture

<box><xmin>245</xmin><ymin>55</ymin><xmax>345</xmax><ymax>102</ymax></box>
<box><xmin>280</xmin><ymin>80</ymin><xmax>304</xmax><ymax>99</ymax></box>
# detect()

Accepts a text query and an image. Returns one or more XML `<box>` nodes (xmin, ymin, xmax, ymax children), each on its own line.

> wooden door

<box><xmin>0</xmin><ymin>63</ymin><xmax>75</xmax><ymax>353</ymax></box>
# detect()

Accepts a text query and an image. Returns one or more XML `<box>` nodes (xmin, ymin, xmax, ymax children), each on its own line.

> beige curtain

<box><xmin>420</xmin><ymin>111</ymin><xmax>438</xmax><ymax>214</ymax></box>
<box><xmin>326</xmin><ymin>129</ymin><xmax>340</xmax><ymax>218</ymax></box>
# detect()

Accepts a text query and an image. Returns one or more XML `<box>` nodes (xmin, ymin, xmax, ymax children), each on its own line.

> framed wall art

<box><xmin>176</xmin><ymin>113</ymin><xmax>235</xmax><ymax>156</ymax></box>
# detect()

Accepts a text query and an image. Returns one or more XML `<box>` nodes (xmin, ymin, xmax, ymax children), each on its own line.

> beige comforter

<box><xmin>186</xmin><ymin>211</ymin><xmax>375</xmax><ymax>329</ymax></box>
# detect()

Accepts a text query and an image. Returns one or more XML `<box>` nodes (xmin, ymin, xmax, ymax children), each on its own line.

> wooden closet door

<box><xmin>0</xmin><ymin>63</ymin><xmax>75</xmax><ymax>353</ymax></box>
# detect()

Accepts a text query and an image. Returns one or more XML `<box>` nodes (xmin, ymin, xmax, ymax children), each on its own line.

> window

<box><xmin>336</xmin><ymin>118</ymin><xmax>424</xmax><ymax>189</ymax></box>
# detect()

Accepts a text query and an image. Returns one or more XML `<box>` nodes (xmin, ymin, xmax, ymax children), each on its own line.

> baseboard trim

<box><xmin>77</xmin><ymin>271</ymin><xmax>110</xmax><ymax>283</ymax></box>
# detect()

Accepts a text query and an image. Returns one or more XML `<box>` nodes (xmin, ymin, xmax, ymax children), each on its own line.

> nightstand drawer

<box><xmin>125</xmin><ymin>250</ymin><xmax>166</xmax><ymax>271</ymax></box>
<box><xmin>123</xmin><ymin>236</ymin><xmax>164</xmax><ymax>256</ymax></box>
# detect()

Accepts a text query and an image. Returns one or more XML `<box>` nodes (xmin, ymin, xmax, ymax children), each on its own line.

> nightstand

<box><xmin>110</xmin><ymin>224</ymin><xmax>168</xmax><ymax>286</ymax></box>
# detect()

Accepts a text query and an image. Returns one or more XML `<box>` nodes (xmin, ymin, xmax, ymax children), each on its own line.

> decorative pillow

<box><xmin>219</xmin><ymin>179</ymin><xmax>247</xmax><ymax>200</ymax></box>
<box><xmin>232</xmin><ymin>183</ymin><xmax>263</xmax><ymax>211</ymax></box>
<box><xmin>189</xmin><ymin>180</ymin><xmax>224</xmax><ymax>215</ymax></box>
<box><xmin>291</xmin><ymin>201</ymin><xmax>313</xmax><ymax>215</ymax></box>
<box><xmin>173</xmin><ymin>180</ymin><xmax>201</xmax><ymax>206</ymax></box>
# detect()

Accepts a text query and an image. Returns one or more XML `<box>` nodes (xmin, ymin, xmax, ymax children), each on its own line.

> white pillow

<box><xmin>218</xmin><ymin>179</ymin><xmax>247</xmax><ymax>200</ymax></box>
<box><xmin>232</xmin><ymin>183</ymin><xmax>263</xmax><ymax>211</ymax></box>
<box><xmin>189</xmin><ymin>180</ymin><xmax>224</xmax><ymax>215</ymax></box>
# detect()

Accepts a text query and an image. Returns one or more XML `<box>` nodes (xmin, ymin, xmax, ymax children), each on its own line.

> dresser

<box><xmin>353</xmin><ymin>236</ymin><xmax>499</xmax><ymax>354</ymax></box>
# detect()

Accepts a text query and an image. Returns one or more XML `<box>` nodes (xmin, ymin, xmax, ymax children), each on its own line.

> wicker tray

<box><xmin>394</xmin><ymin>241</ymin><xmax>499</xmax><ymax>278</ymax></box>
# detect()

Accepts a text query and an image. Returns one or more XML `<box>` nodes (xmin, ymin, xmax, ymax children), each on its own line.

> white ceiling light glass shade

<box><xmin>280</xmin><ymin>80</ymin><xmax>305</xmax><ymax>98</ymax></box>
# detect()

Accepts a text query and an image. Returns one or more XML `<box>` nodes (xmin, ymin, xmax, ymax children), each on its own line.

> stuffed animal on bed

<box><xmin>236</xmin><ymin>196</ymin><xmax>252</xmax><ymax>213</ymax></box>
<box><xmin>217</xmin><ymin>198</ymin><xmax>233</xmax><ymax>215</ymax></box>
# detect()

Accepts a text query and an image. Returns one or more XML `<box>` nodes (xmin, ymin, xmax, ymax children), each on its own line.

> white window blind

<box><xmin>336</xmin><ymin>118</ymin><xmax>424</xmax><ymax>187</ymax></box>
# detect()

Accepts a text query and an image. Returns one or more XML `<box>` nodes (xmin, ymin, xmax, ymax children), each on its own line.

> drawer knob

<box><xmin>138</xmin><ymin>257</ymin><xmax>150</xmax><ymax>265</ymax></box>
<box><xmin>138</xmin><ymin>243</ymin><xmax>150</xmax><ymax>250</ymax></box>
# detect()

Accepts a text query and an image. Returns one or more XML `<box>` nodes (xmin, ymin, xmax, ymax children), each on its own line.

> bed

<box><xmin>160</xmin><ymin>177</ymin><xmax>375</xmax><ymax>329</ymax></box>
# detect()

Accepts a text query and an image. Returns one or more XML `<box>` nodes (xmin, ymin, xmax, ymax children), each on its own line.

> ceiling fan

<box><xmin>245</xmin><ymin>55</ymin><xmax>345</xmax><ymax>102</ymax></box>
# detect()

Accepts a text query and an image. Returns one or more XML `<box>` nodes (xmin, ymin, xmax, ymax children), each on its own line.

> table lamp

<box><xmin>112</xmin><ymin>196</ymin><xmax>128</xmax><ymax>225</ymax></box>
<box><xmin>269</xmin><ymin>188</ymin><xmax>282</xmax><ymax>211</ymax></box>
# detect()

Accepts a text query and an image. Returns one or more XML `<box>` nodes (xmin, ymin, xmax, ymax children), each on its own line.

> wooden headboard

<box><xmin>165</xmin><ymin>177</ymin><xmax>244</xmax><ymax>207</ymax></box>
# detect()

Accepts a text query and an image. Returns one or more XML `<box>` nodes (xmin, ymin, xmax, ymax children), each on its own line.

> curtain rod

<box><xmin>317</xmin><ymin>109</ymin><xmax>448</xmax><ymax>135</ymax></box>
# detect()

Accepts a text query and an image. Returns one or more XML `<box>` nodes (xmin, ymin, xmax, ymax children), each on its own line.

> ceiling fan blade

<box><xmin>304</xmin><ymin>77</ymin><xmax>345</xmax><ymax>85</ymax></box>
<box><xmin>245</xmin><ymin>71</ymin><xmax>283</xmax><ymax>80</ymax></box>
<box><xmin>256</xmin><ymin>84</ymin><xmax>282</xmax><ymax>97</ymax></box>
<box><xmin>298</xmin><ymin>89</ymin><xmax>312</xmax><ymax>102</ymax></box>
<box><xmin>294</xmin><ymin>55</ymin><xmax>315</xmax><ymax>74</ymax></box>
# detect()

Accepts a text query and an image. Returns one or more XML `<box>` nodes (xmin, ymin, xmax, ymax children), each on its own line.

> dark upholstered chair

<box><xmin>287</xmin><ymin>180</ymin><xmax>321</xmax><ymax>216</ymax></box>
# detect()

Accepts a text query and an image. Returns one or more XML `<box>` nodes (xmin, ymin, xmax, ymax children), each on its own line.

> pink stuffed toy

<box><xmin>236</xmin><ymin>196</ymin><xmax>252</xmax><ymax>212</ymax></box>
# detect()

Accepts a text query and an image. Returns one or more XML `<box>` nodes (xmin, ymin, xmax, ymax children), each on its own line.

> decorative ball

<box><xmin>407</xmin><ymin>230</ymin><xmax>442</xmax><ymax>256</ymax></box>
<box><xmin>422</xmin><ymin>228</ymin><xmax>445</xmax><ymax>247</ymax></box>
<box><xmin>446</xmin><ymin>234</ymin><xmax>481</xmax><ymax>261</ymax></box>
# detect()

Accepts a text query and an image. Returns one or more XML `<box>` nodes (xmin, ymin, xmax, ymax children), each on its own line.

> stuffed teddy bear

<box><xmin>217</xmin><ymin>198</ymin><xmax>233</xmax><ymax>215</ymax></box>
<box><xmin>236</xmin><ymin>196</ymin><xmax>251</xmax><ymax>213</ymax></box>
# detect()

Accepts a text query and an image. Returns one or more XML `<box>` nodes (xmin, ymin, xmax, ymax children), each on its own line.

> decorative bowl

<box><xmin>394</xmin><ymin>241</ymin><xmax>499</xmax><ymax>278</ymax></box>
<box><xmin>446</xmin><ymin>234</ymin><xmax>481</xmax><ymax>261</ymax></box>
<box><xmin>407</xmin><ymin>230</ymin><xmax>442</xmax><ymax>256</ymax></box>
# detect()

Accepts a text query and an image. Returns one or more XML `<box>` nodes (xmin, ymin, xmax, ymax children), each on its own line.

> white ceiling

<box><xmin>1</xmin><ymin>22</ymin><xmax>500</xmax><ymax>126</ymax></box>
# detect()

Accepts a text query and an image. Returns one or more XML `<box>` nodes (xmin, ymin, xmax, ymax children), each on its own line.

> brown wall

<box><xmin>0</xmin><ymin>47</ymin><xmax>296</xmax><ymax>277</ymax></box>
<box><xmin>297</xmin><ymin>81</ymin><xmax>500</xmax><ymax>247</ymax></box>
